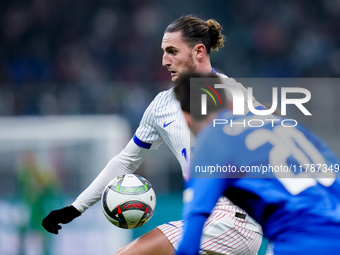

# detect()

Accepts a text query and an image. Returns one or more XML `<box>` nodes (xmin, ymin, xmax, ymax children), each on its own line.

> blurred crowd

<box><xmin>0</xmin><ymin>0</ymin><xmax>339</xmax><ymax>120</ymax></box>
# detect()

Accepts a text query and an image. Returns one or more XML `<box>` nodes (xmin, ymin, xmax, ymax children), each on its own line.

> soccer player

<box><xmin>173</xmin><ymin>71</ymin><xmax>340</xmax><ymax>255</ymax></box>
<box><xmin>42</xmin><ymin>15</ymin><xmax>264</xmax><ymax>254</ymax></box>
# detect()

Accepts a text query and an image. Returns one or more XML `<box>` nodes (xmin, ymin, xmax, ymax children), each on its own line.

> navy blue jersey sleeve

<box><xmin>176</xmin><ymin>178</ymin><xmax>227</xmax><ymax>255</ymax></box>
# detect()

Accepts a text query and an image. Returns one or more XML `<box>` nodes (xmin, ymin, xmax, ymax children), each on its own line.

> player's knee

<box><xmin>113</xmin><ymin>228</ymin><xmax>174</xmax><ymax>255</ymax></box>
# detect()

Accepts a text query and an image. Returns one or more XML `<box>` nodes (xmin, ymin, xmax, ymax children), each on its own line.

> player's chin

<box><xmin>171</xmin><ymin>73</ymin><xmax>179</xmax><ymax>83</ymax></box>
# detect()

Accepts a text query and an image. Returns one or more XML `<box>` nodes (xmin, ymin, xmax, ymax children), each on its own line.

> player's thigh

<box><xmin>114</xmin><ymin>228</ymin><xmax>174</xmax><ymax>255</ymax></box>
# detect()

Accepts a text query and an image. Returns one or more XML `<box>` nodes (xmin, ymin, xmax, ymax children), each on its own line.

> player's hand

<box><xmin>42</xmin><ymin>205</ymin><xmax>81</xmax><ymax>234</ymax></box>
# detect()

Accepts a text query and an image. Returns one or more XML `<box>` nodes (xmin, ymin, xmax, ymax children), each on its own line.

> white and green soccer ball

<box><xmin>101</xmin><ymin>174</ymin><xmax>156</xmax><ymax>229</ymax></box>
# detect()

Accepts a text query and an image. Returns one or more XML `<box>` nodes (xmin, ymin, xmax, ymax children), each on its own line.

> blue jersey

<box><xmin>177</xmin><ymin>110</ymin><xmax>340</xmax><ymax>255</ymax></box>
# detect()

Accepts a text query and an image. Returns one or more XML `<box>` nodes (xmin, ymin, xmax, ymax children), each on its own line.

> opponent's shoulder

<box><xmin>196</xmin><ymin>111</ymin><xmax>262</xmax><ymax>153</ymax></box>
<box><xmin>195</xmin><ymin>111</ymin><xmax>236</xmax><ymax>150</ymax></box>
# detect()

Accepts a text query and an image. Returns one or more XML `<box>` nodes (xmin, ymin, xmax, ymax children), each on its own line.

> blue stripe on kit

<box><xmin>133</xmin><ymin>134</ymin><xmax>152</xmax><ymax>149</ymax></box>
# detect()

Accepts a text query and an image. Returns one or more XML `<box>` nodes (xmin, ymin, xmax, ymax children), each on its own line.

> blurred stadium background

<box><xmin>0</xmin><ymin>0</ymin><xmax>339</xmax><ymax>254</ymax></box>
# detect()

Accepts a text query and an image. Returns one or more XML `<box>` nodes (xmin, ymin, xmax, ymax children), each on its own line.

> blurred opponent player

<box><xmin>173</xmin><ymin>72</ymin><xmax>340</xmax><ymax>255</ymax></box>
<box><xmin>42</xmin><ymin>15</ymin><xmax>264</xmax><ymax>254</ymax></box>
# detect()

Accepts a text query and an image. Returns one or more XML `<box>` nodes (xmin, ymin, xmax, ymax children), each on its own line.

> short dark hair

<box><xmin>174</xmin><ymin>72</ymin><xmax>227</xmax><ymax>120</ymax></box>
<box><xmin>165</xmin><ymin>15</ymin><xmax>225</xmax><ymax>54</ymax></box>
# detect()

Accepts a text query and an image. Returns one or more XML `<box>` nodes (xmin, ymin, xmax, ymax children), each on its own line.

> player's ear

<box><xmin>193</xmin><ymin>44</ymin><xmax>206</xmax><ymax>60</ymax></box>
<box><xmin>183</xmin><ymin>112</ymin><xmax>191</xmax><ymax>128</ymax></box>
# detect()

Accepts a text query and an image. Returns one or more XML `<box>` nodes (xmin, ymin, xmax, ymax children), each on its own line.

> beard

<box><xmin>174</xmin><ymin>54</ymin><xmax>197</xmax><ymax>85</ymax></box>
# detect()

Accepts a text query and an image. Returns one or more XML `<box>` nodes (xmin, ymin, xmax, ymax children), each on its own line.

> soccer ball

<box><xmin>101</xmin><ymin>174</ymin><xmax>156</xmax><ymax>229</ymax></box>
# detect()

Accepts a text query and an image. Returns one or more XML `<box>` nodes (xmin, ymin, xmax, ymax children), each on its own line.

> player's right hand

<box><xmin>42</xmin><ymin>205</ymin><xmax>81</xmax><ymax>234</ymax></box>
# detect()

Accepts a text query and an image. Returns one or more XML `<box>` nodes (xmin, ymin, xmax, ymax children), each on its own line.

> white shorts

<box><xmin>158</xmin><ymin>200</ymin><xmax>263</xmax><ymax>254</ymax></box>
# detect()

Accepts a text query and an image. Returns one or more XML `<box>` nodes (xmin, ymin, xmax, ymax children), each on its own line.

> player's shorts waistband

<box><xmin>235</xmin><ymin>212</ymin><xmax>246</xmax><ymax>219</ymax></box>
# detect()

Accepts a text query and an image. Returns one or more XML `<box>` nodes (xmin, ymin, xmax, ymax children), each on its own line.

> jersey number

<box><xmin>245</xmin><ymin>126</ymin><xmax>335</xmax><ymax>195</ymax></box>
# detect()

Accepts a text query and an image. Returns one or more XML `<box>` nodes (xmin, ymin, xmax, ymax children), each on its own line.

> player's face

<box><xmin>161</xmin><ymin>31</ymin><xmax>197</xmax><ymax>82</ymax></box>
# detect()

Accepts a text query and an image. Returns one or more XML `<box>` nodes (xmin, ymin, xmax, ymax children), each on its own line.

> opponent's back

<box><xmin>191</xmin><ymin>110</ymin><xmax>340</xmax><ymax>241</ymax></box>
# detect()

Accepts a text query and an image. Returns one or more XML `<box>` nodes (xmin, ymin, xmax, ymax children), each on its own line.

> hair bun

<box><xmin>206</xmin><ymin>19</ymin><xmax>225</xmax><ymax>50</ymax></box>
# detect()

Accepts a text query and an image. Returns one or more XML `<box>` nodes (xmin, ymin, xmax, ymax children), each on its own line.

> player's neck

<box><xmin>195</xmin><ymin>58</ymin><xmax>213</xmax><ymax>73</ymax></box>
